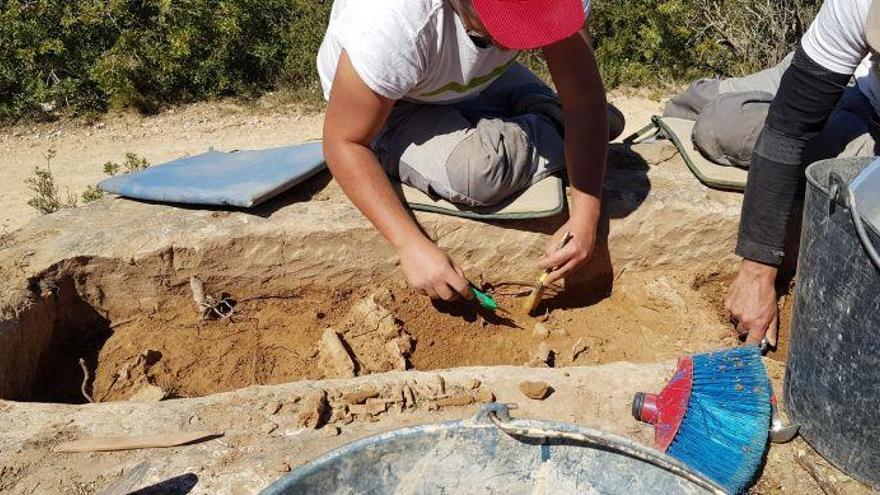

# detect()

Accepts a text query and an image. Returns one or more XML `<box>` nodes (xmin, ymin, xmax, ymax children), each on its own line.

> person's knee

<box><xmin>693</xmin><ymin>91</ymin><xmax>772</xmax><ymax>167</ymax></box>
<box><xmin>445</xmin><ymin>119</ymin><xmax>533</xmax><ymax>206</ymax></box>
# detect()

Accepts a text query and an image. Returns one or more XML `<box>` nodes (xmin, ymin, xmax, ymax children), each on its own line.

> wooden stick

<box><xmin>54</xmin><ymin>431</ymin><xmax>223</xmax><ymax>453</ymax></box>
<box><xmin>78</xmin><ymin>358</ymin><xmax>94</xmax><ymax>403</ymax></box>
<box><xmin>795</xmin><ymin>450</ymin><xmax>841</xmax><ymax>495</ymax></box>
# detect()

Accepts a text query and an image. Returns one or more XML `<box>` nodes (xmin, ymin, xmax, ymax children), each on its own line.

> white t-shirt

<box><xmin>801</xmin><ymin>0</ymin><xmax>880</xmax><ymax>114</ymax></box>
<box><xmin>317</xmin><ymin>0</ymin><xmax>590</xmax><ymax>104</ymax></box>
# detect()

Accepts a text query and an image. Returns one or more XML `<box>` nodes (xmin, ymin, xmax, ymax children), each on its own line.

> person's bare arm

<box><xmin>323</xmin><ymin>51</ymin><xmax>471</xmax><ymax>301</ymax></box>
<box><xmin>538</xmin><ymin>27</ymin><xmax>609</xmax><ymax>282</ymax></box>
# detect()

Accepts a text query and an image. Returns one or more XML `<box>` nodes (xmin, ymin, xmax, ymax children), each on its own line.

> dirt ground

<box><xmin>2</xmin><ymin>91</ymin><xmax>875</xmax><ymax>494</ymax></box>
<box><xmin>59</xmin><ymin>267</ymin><xmax>739</xmax><ymax>403</ymax></box>
<box><xmin>0</xmin><ymin>88</ymin><xmax>661</xmax><ymax>233</ymax></box>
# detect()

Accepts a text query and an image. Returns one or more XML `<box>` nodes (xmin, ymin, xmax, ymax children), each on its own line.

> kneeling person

<box><xmin>319</xmin><ymin>0</ymin><xmax>614</xmax><ymax>300</ymax></box>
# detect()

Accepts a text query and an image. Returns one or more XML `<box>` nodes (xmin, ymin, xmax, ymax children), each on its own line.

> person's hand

<box><xmin>725</xmin><ymin>259</ymin><xmax>779</xmax><ymax>346</ymax></box>
<box><xmin>538</xmin><ymin>215</ymin><xmax>598</xmax><ymax>284</ymax></box>
<box><xmin>398</xmin><ymin>236</ymin><xmax>473</xmax><ymax>301</ymax></box>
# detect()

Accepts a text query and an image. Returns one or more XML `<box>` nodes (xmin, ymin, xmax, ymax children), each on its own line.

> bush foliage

<box><xmin>1</xmin><ymin>0</ymin><xmax>818</xmax><ymax>122</ymax></box>
<box><xmin>1</xmin><ymin>0</ymin><xmax>332</xmax><ymax>121</ymax></box>
<box><xmin>590</xmin><ymin>0</ymin><xmax>820</xmax><ymax>87</ymax></box>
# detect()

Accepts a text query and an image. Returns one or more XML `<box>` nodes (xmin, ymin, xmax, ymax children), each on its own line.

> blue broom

<box><xmin>632</xmin><ymin>346</ymin><xmax>772</xmax><ymax>494</ymax></box>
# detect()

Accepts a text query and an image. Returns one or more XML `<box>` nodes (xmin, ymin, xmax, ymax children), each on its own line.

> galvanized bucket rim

<box><xmin>260</xmin><ymin>404</ymin><xmax>721</xmax><ymax>494</ymax></box>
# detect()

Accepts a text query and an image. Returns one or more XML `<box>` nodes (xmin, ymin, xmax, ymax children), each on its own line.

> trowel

<box><xmin>470</xmin><ymin>284</ymin><xmax>512</xmax><ymax>315</ymax></box>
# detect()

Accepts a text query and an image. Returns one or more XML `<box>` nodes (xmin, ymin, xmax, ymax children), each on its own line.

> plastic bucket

<box><xmin>786</xmin><ymin>157</ymin><xmax>880</xmax><ymax>487</ymax></box>
<box><xmin>260</xmin><ymin>404</ymin><xmax>722</xmax><ymax>494</ymax></box>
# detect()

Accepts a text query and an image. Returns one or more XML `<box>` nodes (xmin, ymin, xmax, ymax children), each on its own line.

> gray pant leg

<box><xmin>689</xmin><ymin>53</ymin><xmax>795</xmax><ymax>167</ymax></box>
<box><xmin>444</xmin><ymin>113</ymin><xmax>564</xmax><ymax>206</ymax></box>
<box><xmin>663</xmin><ymin>53</ymin><xmax>793</xmax><ymax>120</ymax></box>
<box><xmin>718</xmin><ymin>52</ymin><xmax>794</xmax><ymax>95</ymax></box>
<box><xmin>372</xmin><ymin>66</ymin><xmax>565</xmax><ymax>207</ymax></box>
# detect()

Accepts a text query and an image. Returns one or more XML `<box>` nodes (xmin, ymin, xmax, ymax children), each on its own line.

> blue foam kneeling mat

<box><xmin>99</xmin><ymin>142</ymin><xmax>327</xmax><ymax>208</ymax></box>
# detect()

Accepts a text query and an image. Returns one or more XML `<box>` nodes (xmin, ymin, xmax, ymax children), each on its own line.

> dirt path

<box><xmin>0</xmin><ymin>89</ymin><xmax>664</xmax><ymax>232</ymax></box>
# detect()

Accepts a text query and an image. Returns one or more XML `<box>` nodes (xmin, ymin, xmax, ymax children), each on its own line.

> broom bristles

<box><xmin>667</xmin><ymin>346</ymin><xmax>772</xmax><ymax>494</ymax></box>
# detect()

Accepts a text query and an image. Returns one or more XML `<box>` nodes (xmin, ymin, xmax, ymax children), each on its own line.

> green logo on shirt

<box><xmin>420</xmin><ymin>57</ymin><xmax>518</xmax><ymax>97</ymax></box>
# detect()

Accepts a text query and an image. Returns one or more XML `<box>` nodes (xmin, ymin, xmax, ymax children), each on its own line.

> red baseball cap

<box><xmin>471</xmin><ymin>0</ymin><xmax>586</xmax><ymax>50</ymax></box>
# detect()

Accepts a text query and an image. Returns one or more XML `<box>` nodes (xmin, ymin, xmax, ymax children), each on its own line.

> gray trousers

<box><xmin>372</xmin><ymin>64</ymin><xmax>566</xmax><ymax>207</ymax></box>
<box><xmin>664</xmin><ymin>53</ymin><xmax>880</xmax><ymax>167</ymax></box>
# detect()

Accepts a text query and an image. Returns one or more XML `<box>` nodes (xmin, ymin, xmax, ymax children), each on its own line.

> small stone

<box><xmin>434</xmin><ymin>394</ymin><xmax>475</xmax><ymax>408</ymax></box>
<box><xmin>465</xmin><ymin>378</ymin><xmax>481</xmax><ymax>390</ymax></box>
<box><xmin>365</xmin><ymin>398</ymin><xmax>389</xmax><ymax>415</ymax></box>
<box><xmin>264</xmin><ymin>400</ymin><xmax>282</xmax><ymax>416</ymax></box>
<box><xmin>429</xmin><ymin>374</ymin><xmax>446</xmax><ymax>396</ymax></box>
<box><xmin>385</xmin><ymin>338</ymin><xmax>410</xmax><ymax>371</ymax></box>
<box><xmin>297</xmin><ymin>390</ymin><xmax>328</xmax><ymax>429</ymax></box>
<box><xmin>341</xmin><ymin>387</ymin><xmax>380</xmax><ymax>405</ymax></box>
<box><xmin>318</xmin><ymin>328</ymin><xmax>356</xmax><ymax>378</ymax></box>
<box><xmin>402</xmin><ymin>384</ymin><xmax>416</xmax><ymax>408</ymax></box>
<box><xmin>323</xmin><ymin>425</ymin><xmax>341</xmax><ymax>437</ymax></box>
<box><xmin>265</xmin><ymin>423</ymin><xmax>279</xmax><ymax>435</ymax></box>
<box><xmin>519</xmin><ymin>381</ymin><xmax>554</xmax><ymax>400</ymax></box>
<box><xmin>128</xmin><ymin>383</ymin><xmax>166</xmax><ymax>402</ymax></box>
<box><xmin>328</xmin><ymin>407</ymin><xmax>346</xmax><ymax>423</ymax></box>
<box><xmin>348</xmin><ymin>404</ymin><xmax>368</xmax><ymax>416</ymax></box>
<box><xmin>473</xmin><ymin>389</ymin><xmax>495</xmax><ymax>403</ymax></box>
<box><xmin>529</xmin><ymin>342</ymin><xmax>553</xmax><ymax>367</ymax></box>
<box><xmin>278</xmin><ymin>462</ymin><xmax>291</xmax><ymax>473</ymax></box>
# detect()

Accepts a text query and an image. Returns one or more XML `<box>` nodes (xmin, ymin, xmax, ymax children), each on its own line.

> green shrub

<box><xmin>1</xmin><ymin>0</ymin><xmax>817</xmax><ymax>123</ymax></box>
<box><xmin>589</xmin><ymin>0</ymin><xmax>820</xmax><ymax>87</ymax></box>
<box><xmin>26</xmin><ymin>149</ymin><xmax>78</xmax><ymax>214</ymax></box>
<box><xmin>1</xmin><ymin>0</ymin><xmax>332</xmax><ymax>122</ymax></box>
<box><xmin>80</xmin><ymin>185</ymin><xmax>105</xmax><ymax>204</ymax></box>
<box><xmin>83</xmin><ymin>152</ymin><xmax>152</xmax><ymax>203</ymax></box>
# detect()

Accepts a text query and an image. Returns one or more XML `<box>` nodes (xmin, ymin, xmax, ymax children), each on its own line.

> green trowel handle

<box><xmin>469</xmin><ymin>285</ymin><xmax>499</xmax><ymax>311</ymax></box>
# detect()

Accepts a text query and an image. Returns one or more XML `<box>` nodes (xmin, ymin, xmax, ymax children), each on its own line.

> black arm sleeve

<box><xmin>736</xmin><ymin>45</ymin><xmax>852</xmax><ymax>266</ymax></box>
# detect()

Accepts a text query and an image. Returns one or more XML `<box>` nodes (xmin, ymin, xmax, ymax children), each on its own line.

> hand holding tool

<box><xmin>523</xmin><ymin>232</ymin><xmax>574</xmax><ymax>314</ymax></box>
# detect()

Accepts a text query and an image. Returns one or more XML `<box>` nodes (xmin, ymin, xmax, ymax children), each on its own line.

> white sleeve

<box><xmin>801</xmin><ymin>0</ymin><xmax>871</xmax><ymax>74</ymax></box>
<box><xmin>332</xmin><ymin>4</ymin><xmax>426</xmax><ymax>100</ymax></box>
<box><xmin>583</xmin><ymin>0</ymin><xmax>591</xmax><ymax>17</ymax></box>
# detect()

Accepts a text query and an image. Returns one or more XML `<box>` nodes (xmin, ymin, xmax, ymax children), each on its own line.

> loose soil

<box><xmin>690</xmin><ymin>269</ymin><xmax>795</xmax><ymax>362</ymax></box>
<box><xmin>76</xmin><ymin>267</ymin><xmax>740</xmax><ymax>403</ymax></box>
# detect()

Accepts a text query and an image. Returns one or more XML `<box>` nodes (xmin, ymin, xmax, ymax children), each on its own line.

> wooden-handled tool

<box><xmin>523</xmin><ymin>232</ymin><xmax>574</xmax><ymax>314</ymax></box>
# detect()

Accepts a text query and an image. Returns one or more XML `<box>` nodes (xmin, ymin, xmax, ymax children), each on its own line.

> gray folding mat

<box><xmin>625</xmin><ymin>116</ymin><xmax>749</xmax><ymax>192</ymax></box>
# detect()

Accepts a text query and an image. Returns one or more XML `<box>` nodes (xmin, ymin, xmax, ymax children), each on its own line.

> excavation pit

<box><xmin>0</xmin><ymin>142</ymin><xmax>832</xmax><ymax>495</ymax></box>
<box><xmin>2</xmin><ymin>232</ymin><xmax>747</xmax><ymax>405</ymax></box>
<box><xmin>0</xmin><ymin>145</ymin><xmax>760</xmax><ymax>405</ymax></box>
